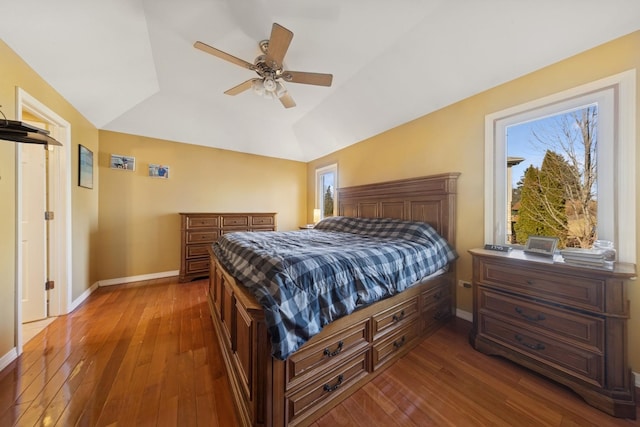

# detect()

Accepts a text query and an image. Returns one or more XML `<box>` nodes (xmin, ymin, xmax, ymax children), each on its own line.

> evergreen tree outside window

<box><xmin>509</xmin><ymin>108</ymin><xmax>593</xmax><ymax>249</ymax></box>
<box><xmin>323</xmin><ymin>186</ymin><xmax>334</xmax><ymax>217</ymax></box>
<box><xmin>315</xmin><ymin>164</ymin><xmax>337</xmax><ymax>220</ymax></box>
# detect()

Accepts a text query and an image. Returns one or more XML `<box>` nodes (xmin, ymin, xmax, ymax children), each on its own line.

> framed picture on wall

<box><xmin>110</xmin><ymin>154</ymin><xmax>135</xmax><ymax>171</ymax></box>
<box><xmin>78</xmin><ymin>145</ymin><xmax>93</xmax><ymax>189</ymax></box>
<box><xmin>149</xmin><ymin>164</ymin><xmax>169</xmax><ymax>179</ymax></box>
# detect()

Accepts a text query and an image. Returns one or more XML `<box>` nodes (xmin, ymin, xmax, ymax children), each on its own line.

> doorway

<box><xmin>19</xmin><ymin>140</ymin><xmax>47</xmax><ymax>323</ymax></box>
<box><xmin>15</xmin><ymin>88</ymin><xmax>72</xmax><ymax>352</ymax></box>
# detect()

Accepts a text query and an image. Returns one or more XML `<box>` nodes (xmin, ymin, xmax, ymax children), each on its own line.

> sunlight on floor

<box><xmin>22</xmin><ymin>317</ymin><xmax>56</xmax><ymax>344</ymax></box>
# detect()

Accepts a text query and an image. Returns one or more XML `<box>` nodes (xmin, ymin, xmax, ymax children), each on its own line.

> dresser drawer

<box><xmin>222</xmin><ymin>215</ymin><xmax>249</xmax><ymax>227</ymax></box>
<box><xmin>477</xmin><ymin>259</ymin><xmax>604</xmax><ymax>312</ymax></box>
<box><xmin>478</xmin><ymin>288</ymin><xmax>604</xmax><ymax>350</ymax></box>
<box><xmin>220</xmin><ymin>228</ymin><xmax>251</xmax><ymax>235</ymax></box>
<box><xmin>422</xmin><ymin>298</ymin><xmax>451</xmax><ymax>333</ymax></box>
<box><xmin>186</xmin><ymin>230</ymin><xmax>219</xmax><ymax>244</ymax></box>
<box><xmin>252</xmin><ymin>215</ymin><xmax>275</xmax><ymax>226</ymax></box>
<box><xmin>286</xmin><ymin>319</ymin><xmax>369</xmax><ymax>390</ymax></box>
<box><xmin>372</xmin><ymin>295</ymin><xmax>419</xmax><ymax>339</ymax></box>
<box><xmin>186</xmin><ymin>216</ymin><xmax>219</xmax><ymax>229</ymax></box>
<box><xmin>286</xmin><ymin>349</ymin><xmax>370</xmax><ymax>425</ymax></box>
<box><xmin>186</xmin><ymin>258</ymin><xmax>210</xmax><ymax>275</ymax></box>
<box><xmin>185</xmin><ymin>243</ymin><xmax>210</xmax><ymax>259</ymax></box>
<box><xmin>421</xmin><ymin>278</ymin><xmax>451</xmax><ymax>312</ymax></box>
<box><xmin>479</xmin><ymin>315</ymin><xmax>604</xmax><ymax>386</ymax></box>
<box><xmin>372</xmin><ymin>319</ymin><xmax>419</xmax><ymax>370</ymax></box>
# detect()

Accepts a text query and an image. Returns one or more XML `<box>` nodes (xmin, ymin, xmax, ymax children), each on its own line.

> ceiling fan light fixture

<box><xmin>252</xmin><ymin>79</ymin><xmax>265</xmax><ymax>95</ymax></box>
<box><xmin>252</xmin><ymin>77</ymin><xmax>288</xmax><ymax>101</ymax></box>
<box><xmin>275</xmin><ymin>81</ymin><xmax>286</xmax><ymax>98</ymax></box>
<box><xmin>263</xmin><ymin>77</ymin><xmax>277</xmax><ymax>92</ymax></box>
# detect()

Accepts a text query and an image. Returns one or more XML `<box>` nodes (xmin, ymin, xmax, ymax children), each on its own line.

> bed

<box><xmin>207</xmin><ymin>173</ymin><xmax>459</xmax><ymax>427</ymax></box>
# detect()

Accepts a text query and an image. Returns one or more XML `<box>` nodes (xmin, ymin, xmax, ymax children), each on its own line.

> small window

<box><xmin>315</xmin><ymin>164</ymin><xmax>337</xmax><ymax>220</ymax></box>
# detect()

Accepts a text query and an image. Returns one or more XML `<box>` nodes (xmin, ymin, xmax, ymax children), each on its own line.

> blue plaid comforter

<box><xmin>212</xmin><ymin>216</ymin><xmax>457</xmax><ymax>360</ymax></box>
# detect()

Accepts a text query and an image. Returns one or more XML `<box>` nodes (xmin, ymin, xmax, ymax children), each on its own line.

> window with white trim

<box><xmin>315</xmin><ymin>164</ymin><xmax>337</xmax><ymax>220</ymax></box>
<box><xmin>485</xmin><ymin>71</ymin><xmax>636</xmax><ymax>262</ymax></box>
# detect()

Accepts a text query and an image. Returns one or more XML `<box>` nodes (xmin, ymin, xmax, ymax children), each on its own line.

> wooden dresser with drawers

<box><xmin>179</xmin><ymin>212</ymin><xmax>276</xmax><ymax>283</ymax></box>
<box><xmin>469</xmin><ymin>248</ymin><xmax>636</xmax><ymax>419</ymax></box>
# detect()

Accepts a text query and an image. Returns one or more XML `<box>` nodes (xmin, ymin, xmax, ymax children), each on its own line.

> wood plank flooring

<box><xmin>0</xmin><ymin>277</ymin><xmax>637</xmax><ymax>426</ymax></box>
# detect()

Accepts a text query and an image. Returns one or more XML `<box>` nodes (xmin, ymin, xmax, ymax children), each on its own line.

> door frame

<box><xmin>15</xmin><ymin>88</ymin><xmax>72</xmax><ymax>354</ymax></box>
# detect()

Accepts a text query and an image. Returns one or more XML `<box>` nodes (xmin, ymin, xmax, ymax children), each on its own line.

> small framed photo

<box><xmin>78</xmin><ymin>144</ymin><xmax>93</xmax><ymax>189</ymax></box>
<box><xmin>524</xmin><ymin>235</ymin><xmax>558</xmax><ymax>256</ymax></box>
<box><xmin>149</xmin><ymin>164</ymin><xmax>169</xmax><ymax>179</ymax></box>
<box><xmin>110</xmin><ymin>154</ymin><xmax>135</xmax><ymax>171</ymax></box>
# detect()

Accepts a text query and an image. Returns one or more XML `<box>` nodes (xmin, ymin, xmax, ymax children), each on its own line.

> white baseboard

<box><xmin>456</xmin><ymin>308</ymin><xmax>473</xmax><ymax>322</ymax></box>
<box><xmin>98</xmin><ymin>270</ymin><xmax>179</xmax><ymax>287</ymax></box>
<box><xmin>65</xmin><ymin>270</ymin><xmax>179</xmax><ymax>314</ymax></box>
<box><xmin>69</xmin><ymin>282</ymin><xmax>99</xmax><ymax>313</ymax></box>
<box><xmin>0</xmin><ymin>347</ymin><xmax>18</xmax><ymax>372</ymax></box>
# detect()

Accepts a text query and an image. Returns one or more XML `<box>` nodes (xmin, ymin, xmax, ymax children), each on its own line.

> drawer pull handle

<box><xmin>433</xmin><ymin>311</ymin><xmax>447</xmax><ymax>320</ymax></box>
<box><xmin>433</xmin><ymin>291</ymin><xmax>443</xmax><ymax>300</ymax></box>
<box><xmin>323</xmin><ymin>374</ymin><xmax>344</xmax><ymax>393</ymax></box>
<box><xmin>515</xmin><ymin>334</ymin><xmax>545</xmax><ymax>351</ymax></box>
<box><xmin>526</xmin><ymin>280</ymin><xmax>534</xmax><ymax>285</ymax></box>
<box><xmin>515</xmin><ymin>307</ymin><xmax>545</xmax><ymax>322</ymax></box>
<box><xmin>393</xmin><ymin>336</ymin><xmax>406</xmax><ymax>349</ymax></box>
<box><xmin>323</xmin><ymin>341</ymin><xmax>344</xmax><ymax>358</ymax></box>
<box><xmin>392</xmin><ymin>310</ymin><xmax>405</xmax><ymax>322</ymax></box>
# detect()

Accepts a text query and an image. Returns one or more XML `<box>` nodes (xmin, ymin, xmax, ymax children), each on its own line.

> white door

<box><xmin>21</xmin><ymin>143</ymin><xmax>47</xmax><ymax>323</ymax></box>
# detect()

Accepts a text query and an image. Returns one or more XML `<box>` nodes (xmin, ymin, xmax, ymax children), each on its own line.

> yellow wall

<box><xmin>0</xmin><ymin>141</ymin><xmax>16</xmax><ymax>360</ymax></box>
<box><xmin>308</xmin><ymin>31</ymin><xmax>640</xmax><ymax>373</ymax></box>
<box><xmin>97</xmin><ymin>131</ymin><xmax>307</xmax><ymax>281</ymax></box>
<box><xmin>0</xmin><ymin>39</ymin><xmax>100</xmax><ymax>357</ymax></box>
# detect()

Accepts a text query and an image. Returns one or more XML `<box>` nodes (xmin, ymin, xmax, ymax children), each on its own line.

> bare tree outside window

<box><xmin>508</xmin><ymin>105</ymin><xmax>598</xmax><ymax>248</ymax></box>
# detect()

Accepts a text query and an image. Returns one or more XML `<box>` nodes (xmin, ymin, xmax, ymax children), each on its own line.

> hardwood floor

<box><xmin>0</xmin><ymin>278</ymin><xmax>239</xmax><ymax>427</ymax></box>
<box><xmin>0</xmin><ymin>278</ymin><xmax>637</xmax><ymax>426</ymax></box>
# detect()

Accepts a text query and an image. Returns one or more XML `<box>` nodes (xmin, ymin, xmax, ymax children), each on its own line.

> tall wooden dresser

<box><xmin>469</xmin><ymin>248</ymin><xmax>636</xmax><ymax>419</ymax></box>
<box><xmin>179</xmin><ymin>212</ymin><xmax>276</xmax><ymax>283</ymax></box>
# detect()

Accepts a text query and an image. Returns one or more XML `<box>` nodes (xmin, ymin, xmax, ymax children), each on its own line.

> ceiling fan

<box><xmin>194</xmin><ymin>23</ymin><xmax>333</xmax><ymax>109</ymax></box>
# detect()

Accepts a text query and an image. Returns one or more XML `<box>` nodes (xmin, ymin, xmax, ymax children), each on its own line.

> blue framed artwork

<box><xmin>78</xmin><ymin>144</ymin><xmax>93</xmax><ymax>189</ymax></box>
<box><xmin>149</xmin><ymin>164</ymin><xmax>169</xmax><ymax>179</ymax></box>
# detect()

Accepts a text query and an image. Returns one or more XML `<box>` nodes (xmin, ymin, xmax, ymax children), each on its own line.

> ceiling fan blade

<box><xmin>264</xmin><ymin>23</ymin><xmax>293</xmax><ymax>69</ymax></box>
<box><xmin>279</xmin><ymin>93</ymin><xmax>296</xmax><ymax>109</ymax></box>
<box><xmin>224</xmin><ymin>79</ymin><xmax>257</xmax><ymax>96</ymax></box>
<box><xmin>281</xmin><ymin>71</ymin><xmax>333</xmax><ymax>87</ymax></box>
<box><xmin>194</xmin><ymin>41</ymin><xmax>255</xmax><ymax>71</ymax></box>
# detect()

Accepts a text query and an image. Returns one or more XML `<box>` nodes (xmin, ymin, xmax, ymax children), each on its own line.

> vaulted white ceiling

<box><xmin>1</xmin><ymin>0</ymin><xmax>639</xmax><ymax>161</ymax></box>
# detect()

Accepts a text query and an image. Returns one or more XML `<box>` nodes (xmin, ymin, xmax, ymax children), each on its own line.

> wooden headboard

<box><xmin>338</xmin><ymin>173</ymin><xmax>460</xmax><ymax>246</ymax></box>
